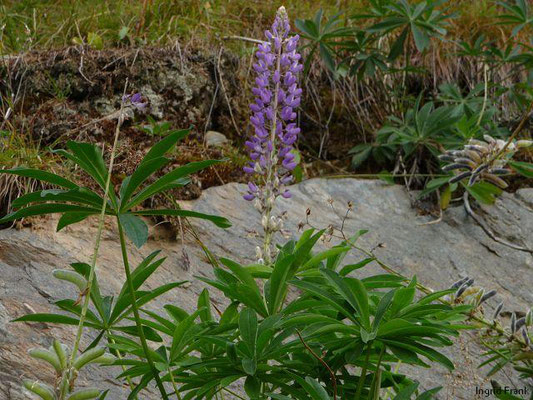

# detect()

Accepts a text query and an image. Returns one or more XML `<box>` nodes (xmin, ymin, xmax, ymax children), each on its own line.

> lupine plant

<box><xmin>3</xmin><ymin>94</ymin><xmax>231</xmax><ymax>400</ymax></box>
<box><xmin>243</xmin><ymin>6</ymin><xmax>303</xmax><ymax>265</ymax></box>
<box><xmin>5</xmin><ymin>4</ymin><xmax>532</xmax><ymax>400</ymax></box>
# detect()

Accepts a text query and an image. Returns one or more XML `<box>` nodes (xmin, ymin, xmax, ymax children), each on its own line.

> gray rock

<box><xmin>205</xmin><ymin>130</ymin><xmax>229</xmax><ymax>147</ymax></box>
<box><xmin>0</xmin><ymin>179</ymin><xmax>531</xmax><ymax>399</ymax></box>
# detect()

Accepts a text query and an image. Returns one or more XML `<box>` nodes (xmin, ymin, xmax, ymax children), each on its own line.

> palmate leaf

<box><xmin>119</xmin><ymin>128</ymin><xmax>189</xmax><ymax>208</ymax></box>
<box><xmin>124</xmin><ymin>159</ymin><xmax>225</xmax><ymax>210</ymax></box>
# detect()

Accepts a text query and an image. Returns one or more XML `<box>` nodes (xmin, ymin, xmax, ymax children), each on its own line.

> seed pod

<box><xmin>493</xmin><ymin>302</ymin><xmax>504</xmax><ymax>320</ymax></box>
<box><xmin>465</xmin><ymin>144</ymin><xmax>486</xmax><ymax>153</ymax></box>
<box><xmin>464</xmin><ymin>278</ymin><xmax>474</xmax><ymax>287</ymax></box>
<box><xmin>470</xmin><ymin>138</ymin><xmax>489</xmax><ymax>148</ymax></box>
<box><xmin>472</xmin><ymin>163</ymin><xmax>489</xmax><ymax>176</ymax></box>
<box><xmin>29</xmin><ymin>348</ymin><xmax>62</xmax><ymax>374</ymax></box>
<box><xmin>455</xmin><ymin>158</ymin><xmax>477</xmax><ymax>168</ymax></box>
<box><xmin>73</xmin><ymin>347</ymin><xmax>105</xmax><ymax>370</ymax></box>
<box><xmin>52</xmin><ymin>269</ymin><xmax>87</xmax><ymax>292</ymax></box>
<box><xmin>438</xmin><ymin>154</ymin><xmax>455</xmax><ymax>162</ymax></box>
<box><xmin>483</xmin><ymin>135</ymin><xmax>496</xmax><ymax>144</ymax></box>
<box><xmin>482</xmin><ymin>174</ymin><xmax>508</xmax><ymax>189</ymax></box>
<box><xmin>464</xmin><ymin>149</ymin><xmax>482</xmax><ymax>163</ymax></box>
<box><xmin>22</xmin><ymin>380</ymin><xmax>56</xmax><ymax>400</ymax></box>
<box><xmin>468</xmin><ymin>173</ymin><xmax>479</xmax><ymax>186</ymax></box>
<box><xmin>526</xmin><ymin>309</ymin><xmax>532</xmax><ymax>326</ymax></box>
<box><xmin>451</xmin><ymin>276</ymin><xmax>469</xmax><ymax>289</ymax></box>
<box><xmin>449</xmin><ymin>171</ymin><xmax>472</xmax><ymax>184</ymax></box>
<box><xmin>515</xmin><ymin>317</ymin><xmax>526</xmax><ymax>332</ymax></box>
<box><xmin>443</xmin><ymin>163</ymin><xmax>472</xmax><ymax>172</ymax></box>
<box><xmin>522</xmin><ymin>330</ymin><xmax>531</xmax><ymax>347</ymax></box>
<box><xmin>480</xmin><ymin>290</ymin><xmax>497</xmax><ymax>305</ymax></box>
<box><xmin>516</xmin><ymin>139</ymin><xmax>533</xmax><ymax>148</ymax></box>
<box><xmin>489</xmin><ymin>168</ymin><xmax>512</xmax><ymax>175</ymax></box>
<box><xmin>456</xmin><ymin>283</ymin><xmax>468</xmax><ymax>298</ymax></box>
<box><xmin>511</xmin><ymin>312</ymin><xmax>517</xmax><ymax>334</ymax></box>
<box><xmin>52</xmin><ymin>340</ymin><xmax>67</xmax><ymax>370</ymax></box>
<box><xmin>92</xmin><ymin>353</ymin><xmax>116</xmax><ymax>365</ymax></box>
<box><xmin>66</xmin><ymin>388</ymin><xmax>101</xmax><ymax>400</ymax></box>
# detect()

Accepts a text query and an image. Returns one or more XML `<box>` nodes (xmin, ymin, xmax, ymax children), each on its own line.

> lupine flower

<box><xmin>123</xmin><ymin>92</ymin><xmax>147</xmax><ymax>109</ymax></box>
<box><xmin>243</xmin><ymin>6</ymin><xmax>302</xmax><ymax>203</ymax></box>
<box><xmin>243</xmin><ymin>6</ymin><xmax>303</xmax><ymax>264</ymax></box>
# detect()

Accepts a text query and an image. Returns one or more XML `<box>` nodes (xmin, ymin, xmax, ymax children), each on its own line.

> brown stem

<box><xmin>296</xmin><ymin>330</ymin><xmax>337</xmax><ymax>400</ymax></box>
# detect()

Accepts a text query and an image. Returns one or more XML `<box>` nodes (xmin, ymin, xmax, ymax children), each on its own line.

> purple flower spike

<box><xmin>243</xmin><ymin>6</ymin><xmax>302</xmax><ymax>264</ymax></box>
<box><xmin>243</xmin><ymin>5</ymin><xmax>302</xmax><ymax>202</ymax></box>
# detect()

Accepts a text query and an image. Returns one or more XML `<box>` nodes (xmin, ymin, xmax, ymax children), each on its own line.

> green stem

<box><xmin>355</xmin><ymin>342</ymin><xmax>373</xmax><ymax>400</ymax></box>
<box><xmin>117</xmin><ymin>220</ymin><xmax>169</xmax><ymax>400</ymax></box>
<box><xmin>168</xmin><ymin>367</ymin><xmax>182</xmax><ymax>400</ymax></box>
<box><xmin>369</xmin><ymin>346</ymin><xmax>385</xmax><ymax>400</ymax></box>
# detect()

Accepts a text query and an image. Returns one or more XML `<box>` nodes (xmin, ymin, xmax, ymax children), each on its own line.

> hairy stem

<box><xmin>117</xmin><ymin>221</ymin><xmax>169</xmax><ymax>400</ymax></box>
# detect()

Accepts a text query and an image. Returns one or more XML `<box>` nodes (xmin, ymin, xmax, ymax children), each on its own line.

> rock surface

<box><xmin>205</xmin><ymin>130</ymin><xmax>229</xmax><ymax>147</ymax></box>
<box><xmin>0</xmin><ymin>178</ymin><xmax>531</xmax><ymax>399</ymax></box>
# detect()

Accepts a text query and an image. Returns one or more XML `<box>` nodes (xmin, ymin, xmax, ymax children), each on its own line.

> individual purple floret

<box><xmin>123</xmin><ymin>92</ymin><xmax>147</xmax><ymax>110</ymax></box>
<box><xmin>243</xmin><ymin>6</ymin><xmax>302</xmax><ymax>264</ymax></box>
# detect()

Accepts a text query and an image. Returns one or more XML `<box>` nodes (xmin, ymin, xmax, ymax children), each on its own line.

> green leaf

<box><xmin>373</xmin><ymin>289</ymin><xmax>396</xmax><ymax>330</ymax></box>
<box><xmin>268</xmin><ymin>254</ymin><xmax>297</xmax><ymax>315</ymax></box>
<box><xmin>239</xmin><ymin>308</ymin><xmax>258</xmax><ymax>357</ymax></box>
<box><xmin>119</xmin><ymin>157</ymin><xmax>170</xmax><ymax>209</ymax></box>
<box><xmin>320</xmin><ymin>268</ymin><xmax>370</xmax><ymax>329</ymax></box>
<box><xmin>244</xmin><ymin>376</ymin><xmax>261</xmax><ymax>398</ymax></box>
<box><xmin>0</xmin><ymin>204</ymin><xmax>99</xmax><ymax>224</ymax></box>
<box><xmin>290</xmin><ymin>279</ymin><xmax>357</xmax><ymax>323</ymax></box>
<box><xmin>392</xmin><ymin>381</ymin><xmax>419</xmax><ymax>400</ymax></box>
<box><xmin>126</xmin><ymin>159</ymin><xmax>223</xmax><ymax>209</ymax></box>
<box><xmin>0</xmin><ymin>168</ymin><xmax>78</xmax><ymax>189</ymax></box>
<box><xmin>58</xmin><ymin>142</ymin><xmax>108</xmax><ymax>191</ymax></box>
<box><xmin>14</xmin><ymin>313</ymin><xmax>81</xmax><ymax>325</ymax></box>
<box><xmin>197</xmin><ymin>289</ymin><xmax>213</xmax><ymax>322</ymax></box>
<box><xmin>133</xmin><ymin>209</ymin><xmax>231</xmax><ymax>228</ymax></box>
<box><xmin>509</xmin><ymin>160</ymin><xmax>533</xmax><ymax>178</ymax></box>
<box><xmin>389</xmin><ymin>26</ymin><xmax>408</xmax><ymax>60</ymax></box>
<box><xmin>464</xmin><ymin>181</ymin><xmax>502</xmax><ymax>205</ymax></box>
<box><xmin>170</xmin><ymin>310</ymin><xmax>201</xmax><ymax>361</ymax></box>
<box><xmin>390</xmin><ymin>287</ymin><xmax>416</xmax><ymax>316</ymax></box>
<box><xmin>304</xmin><ymin>377</ymin><xmax>331</xmax><ymax>400</ymax></box>
<box><xmin>119</xmin><ymin>214</ymin><xmax>149</xmax><ymax>248</ymax></box>
<box><xmin>411</xmin><ymin>23</ymin><xmax>430</xmax><ymax>52</ymax></box>
<box><xmin>57</xmin><ymin>212</ymin><xmax>94</xmax><ymax>231</ymax></box>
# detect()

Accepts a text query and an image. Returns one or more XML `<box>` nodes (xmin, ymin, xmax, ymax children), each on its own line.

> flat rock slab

<box><xmin>1</xmin><ymin>178</ymin><xmax>531</xmax><ymax>399</ymax></box>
